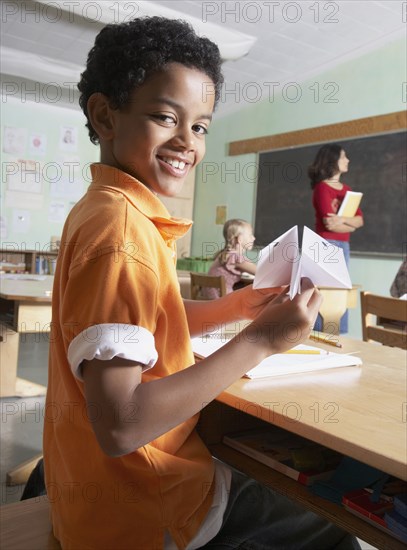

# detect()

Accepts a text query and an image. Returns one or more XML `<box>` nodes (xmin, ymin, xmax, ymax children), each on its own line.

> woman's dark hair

<box><xmin>308</xmin><ymin>143</ymin><xmax>343</xmax><ymax>189</ymax></box>
<box><xmin>78</xmin><ymin>16</ymin><xmax>224</xmax><ymax>144</ymax></box>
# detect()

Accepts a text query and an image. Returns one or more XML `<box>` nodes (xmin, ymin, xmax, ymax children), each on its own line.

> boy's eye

<box><xmin>192</xmin><ymin>124</ymin><xmax>208</xmax><ymax>135</ymax></box>
<box><xmin>153</xmin><ymin>114</ymin><xmax>176</xmax><ymax>124</ymax></box>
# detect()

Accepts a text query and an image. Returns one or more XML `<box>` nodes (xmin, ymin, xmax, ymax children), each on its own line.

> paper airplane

<box><xmin>253</xmin><ymin>226</ymin><xmax>352</xmax><ymax>299</ymax></box>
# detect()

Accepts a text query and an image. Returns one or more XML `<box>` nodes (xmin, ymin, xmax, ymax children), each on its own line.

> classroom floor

<box><xmin>0</xmin><ymin>335</ymin><xmax>377</xmax><ymax>549</ymax></box>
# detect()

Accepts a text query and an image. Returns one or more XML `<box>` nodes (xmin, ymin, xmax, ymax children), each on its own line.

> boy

<box><xmin>44</xmin><ymin>16</ymin><xmax>360</xmax><ymax>549</ymax></box>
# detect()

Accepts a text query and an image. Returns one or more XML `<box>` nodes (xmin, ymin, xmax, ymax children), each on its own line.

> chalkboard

<box><xmin>254</xmin><ymin>131</ymin><xmax>406</xmax><ymax>255</ymax></box>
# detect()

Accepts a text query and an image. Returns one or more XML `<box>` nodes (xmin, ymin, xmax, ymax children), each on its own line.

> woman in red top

<box><xmin>309</xmin><ymin>143</ymin><xmax>363</xmax><ymax>332</ymax></box>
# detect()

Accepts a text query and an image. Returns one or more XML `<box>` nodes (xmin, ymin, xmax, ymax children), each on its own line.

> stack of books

<box><xmin>223</xmin><ymin>427</ymin><xmax>342</xmax><ymax>486</ymax></box>
<box><xmin>385</xmin><ymin>493</ymin><xmax>407</xmax><ymax>543</ymax></box>
<box><xmin>343</xmin><ymin>478</ymin><xmax>407</xmax><ymax>543</ymax></box>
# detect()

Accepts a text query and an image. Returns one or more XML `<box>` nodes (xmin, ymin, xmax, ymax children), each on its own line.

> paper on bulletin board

<box><xmin>5</xmin><ymin>190</ymin><xmax>44</xmax><ymax>210</ymax></box>
<box><xmin>12</xmin><ymin>210</ymin><xmax>31</xmax><ymax>234</ymax></box>
<box><xmin>59</xmin><ymin>126</ymin><xmax>78</xmax><ymax>152</ymax></box>
<box><xmin>48</xmin><ymin>201</ymin><xmax>66</xmax><ymax>223</ymax></box>
<box><xmin>7</xmin><ymin>164</ymin><xmax>42</xmax><ymax>194</ymax></box>
<box><xmin>55</xmin><ymin>154</ymin><xmax>81</xmax><ymax>176</ymax></box>
<box><xmin>50</xmin><ymin>177</ymin><xmax>84</xmax><ymax>200</ymax></box>
<box><xmin>29</xmin><ymin>132</ymin><xmax>47</xmax><ymax>156</ymax></box>
<box><xmin>216</xmin><ymin>205</ymin><xmax>227</xmax><ymax>225</ymax></box>
<box><xmin>2</xmin><ymin>126</ymin><xmax>27</xmax><ymax>156</ymax></box>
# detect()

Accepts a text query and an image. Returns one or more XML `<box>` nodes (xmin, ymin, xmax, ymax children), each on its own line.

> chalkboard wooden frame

<box><xmin>229</xmin><ymin>111</ymin><xmax>406</xmax><ymax>156</ymax></box>
<box><xmin>228</xmin><ymin>112</ymin><xmax>406</xmax><ymax>257</ymax></box>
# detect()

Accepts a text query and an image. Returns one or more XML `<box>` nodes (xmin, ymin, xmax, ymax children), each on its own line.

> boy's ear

<box><xmin>87</xmin><ymin>93</ymin><xmax>115</xmax><ymax>141</ymax></box>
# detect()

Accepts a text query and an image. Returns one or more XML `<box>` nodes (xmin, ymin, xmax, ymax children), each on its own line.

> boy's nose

<box><xmin>171</xmin><ymin>127</ymin><xmax>195</xmax><ymax>150</ymax></box>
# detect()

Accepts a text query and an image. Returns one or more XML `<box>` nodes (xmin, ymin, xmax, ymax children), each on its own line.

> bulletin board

<box><xmin>0</xmin><ymin>96</ymin><xmax>98</xmax><ymax>249</ymax></box>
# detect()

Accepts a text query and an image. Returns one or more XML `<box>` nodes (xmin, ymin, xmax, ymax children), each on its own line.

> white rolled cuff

<box><xmin>67</xmin><ymin>323</ymin><xmax>158</xmax><ymax>380</ymax></box>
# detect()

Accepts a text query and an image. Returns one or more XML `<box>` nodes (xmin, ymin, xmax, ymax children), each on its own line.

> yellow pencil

<box><xmin>310</xmin><ymin>333</ymin><xmax>342</xmax><ymax>348</ymax></box>
<box><xmin>283</xmin><ymin>350</ymin><xmax>322</xmax><ymax>355</ymax></box>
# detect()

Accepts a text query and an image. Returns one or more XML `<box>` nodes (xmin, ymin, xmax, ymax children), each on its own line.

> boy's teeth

<box><xmin>164</xmin><ymin>158</ymin><xmax>186</xmax><ymax>170</ymax></box>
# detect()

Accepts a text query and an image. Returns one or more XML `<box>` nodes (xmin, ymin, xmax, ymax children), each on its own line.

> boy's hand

<box><xmin>242</xmin><ymin>278</ymin><xmax>322</xmax><ymax>355</ymax></box>
<box><xmin>233</xmin><ymin>284</ymin><xmax>288</xmax><ymax>321</ymax></box>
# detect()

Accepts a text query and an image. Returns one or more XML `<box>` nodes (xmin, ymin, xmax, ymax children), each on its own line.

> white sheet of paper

<box><xmin>245</xmin><ymin>348</ymin><xmax>361</xmax><ymax>379</ymax></box>
<box><xmin>253</xmin><ymin>226</ymin><xmax>352</xmax><ymax>299</ymax></box>
<box><xmin>191</xmin><ymin>335</ymin><xmax>362</xmax><ymax>379</ymax></box>
<box><xmin>11</xmin><ymin>209</ymin><xmax>31</xmax><ymax>234</ymax></box>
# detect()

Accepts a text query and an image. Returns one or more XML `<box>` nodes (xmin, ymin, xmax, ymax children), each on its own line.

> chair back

<box><xmin>190</xmin><ymin>272</ymin><xmax>226</xmax><ymax>300</ymax></box>
<box><xmin>360</xmin><ymin>291</ymin><xmax>407</xmax><ymax>349</ymax></box>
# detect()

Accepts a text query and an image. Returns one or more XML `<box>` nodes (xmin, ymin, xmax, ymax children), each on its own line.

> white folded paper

<box><xmin>253</xmin><ymin>226</ymin><xmax>352</xmax><ymax>299</ymax></box>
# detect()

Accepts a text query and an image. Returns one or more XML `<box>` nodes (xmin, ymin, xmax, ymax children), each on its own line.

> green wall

<box><xmin>192</xmin><ymin>37</ymin><xmax>406</xmax><ymax>339</ymax></box>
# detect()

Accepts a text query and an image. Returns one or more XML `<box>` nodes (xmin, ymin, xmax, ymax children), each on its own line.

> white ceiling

<box><xmin>1</xmin><ymin>0</ymin><xmax>405</xmax><ymax>118</ymax></box>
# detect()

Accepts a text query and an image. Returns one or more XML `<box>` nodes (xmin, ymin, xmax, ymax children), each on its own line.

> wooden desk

<box><xmin>198</xmin><ymin>337</ymin><xmax>406</xmax><ymax>550</ymax></box>
<box><xmin>0</xmin><ymin>275</ymin><xmax>53</xmax><ymax>397</ymax></box>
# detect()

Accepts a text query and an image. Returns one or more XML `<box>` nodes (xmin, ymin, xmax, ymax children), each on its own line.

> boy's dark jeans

<box><xmin>21</xmin><ymin>458</ymin><xmax>46</xmax><ymax>500</ymax></box>
<box><xmin>201</xmin><ymin>470</ymin><xmax>361</xmax><ymax>550</ymax></box>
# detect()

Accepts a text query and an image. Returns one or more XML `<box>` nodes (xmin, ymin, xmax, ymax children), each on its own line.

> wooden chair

<box><xmin>0</xmin><ymin>323</ymin><xmax>19</xmax><ymax>397</ymax></box>
<box><xmin>0</xmin><ymin>496</ymin><xmax>61</xmax><ymax>550</ymax></box>
<box><xmin>190</xmin><ymin>272</ymin><xmax>226</xmax><ymax>300</ymax></box>
<box><xmin>360</xmin><ymin>291</ymin><xmax>407</xmax><ymax>349</ymax></box>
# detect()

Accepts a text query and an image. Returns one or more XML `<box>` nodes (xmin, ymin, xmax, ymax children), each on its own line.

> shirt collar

<box><xmin>89</xmin><ymin>163</ymin><xmax>192</xmax><ymax>239</ymax></box>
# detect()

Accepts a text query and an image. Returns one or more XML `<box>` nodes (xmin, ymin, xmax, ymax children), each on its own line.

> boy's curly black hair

<box><xmin>78</xmin><ymin>16</ymin><xmax>224</xmax><ymax>144</ymax></box>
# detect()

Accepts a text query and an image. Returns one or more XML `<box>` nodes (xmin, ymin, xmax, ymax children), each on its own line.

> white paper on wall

<box><xmin>50</xmin><ymin>177</ymin><xmax>84</xmax><ymax>200</ymax></box>
<box><xmin>3</xmin><ymin>126</ymin><xmax>27</xmax><ymax>156</ymax></box>
<box><xmin>59</xmin><ymin>126</ymin><xmax>78</xmax><ymax>152</ymax></box>
<box><xmin>7</xmin><ymin>169</ymin><xmax>42</xmax><ymax>194</ymax></box>
<box><xmin>12</xmin><ymin>210</ymin><xmax>31</xmax><ymax>234</ymax></box>
<box><xmin>5</xmin><ymin>190</ymin><xmax>44</xmax><ymax>210</ymax></box>
<box><xmin>29</xmin><ymin>133</ymin><xmax>47</xmax><ymax>156</ymax></box>
<box><xmin>55</xmin><ymin>155</ymin><xmax>82</xmax><ymax>179</ymax></box>
<box><xmin>48</xmin><ymin>201</ymin><xmax>66</xmax><ymax>223</ymax></box>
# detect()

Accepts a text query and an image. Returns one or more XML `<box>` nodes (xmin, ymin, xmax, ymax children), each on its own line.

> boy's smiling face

<box><xmin>92</xmin><ymin>63</ymin><xmax>215</xmax><ymax>196</ymax></box>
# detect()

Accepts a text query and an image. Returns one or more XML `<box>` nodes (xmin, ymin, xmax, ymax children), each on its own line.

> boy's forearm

<box><xmin>83</xmin><ymin>332</ymin><xmax>270</xmax><ymax>456</ymax></box>
<box><xmin>123</xmin><ymin>333</ymin><xmax>270</xmax><ymax>452</ymax></box>
<box><xmin>184</xmin><ymin>293</ymin><xmax>244</xmax><ymax>336</ymax></box>
<box><xmin>84</xmin><ymin>283</ymin><xmax>321</xmax><ymax>457</ymax></box>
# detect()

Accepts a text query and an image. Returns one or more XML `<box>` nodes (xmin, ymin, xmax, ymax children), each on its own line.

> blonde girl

<box><xmin>204</xmin><ymin>219</ymin><xmax>256</xmax><ymax>299</ymax></box>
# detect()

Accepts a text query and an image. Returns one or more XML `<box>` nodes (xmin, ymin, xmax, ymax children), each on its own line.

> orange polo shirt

<box><xmin>44</xmin><ymin>164</ymin><xmax>215</xmax><ymax>549</ymax></box>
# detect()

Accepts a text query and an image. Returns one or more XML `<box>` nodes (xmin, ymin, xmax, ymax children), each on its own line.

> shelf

<box><xmin>209</xmin><ymin>443</ymin><xmax>405</xmax><ymax>550</ymax></box>
<box><xmin>0</xmin><ymin>249</ymin><xmax>58</xmax><ymax>275</ymax></box>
